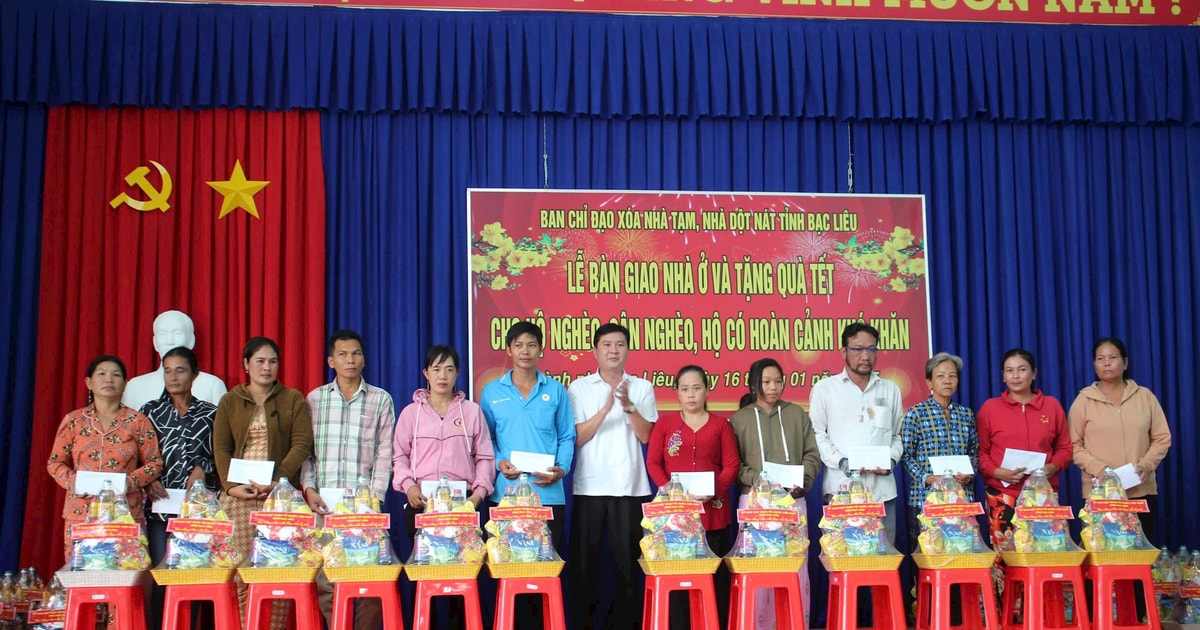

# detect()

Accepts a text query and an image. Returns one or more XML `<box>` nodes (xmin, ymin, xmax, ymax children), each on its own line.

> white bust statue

<box><xmin>123</xmin><ymin>310</ymin><xmax>228</xmax><ymax>410</ymax></box>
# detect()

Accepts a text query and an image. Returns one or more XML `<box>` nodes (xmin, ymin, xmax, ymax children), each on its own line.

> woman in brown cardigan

<box><xmin>213</xmin><ymin>336</ymin><xmax>313</xmax><ymax>627</ymax></box>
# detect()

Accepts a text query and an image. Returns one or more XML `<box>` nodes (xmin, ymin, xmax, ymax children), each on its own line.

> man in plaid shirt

<box><xmin>302</xmin><ymin>329</ymin><xmax>397</xmax><ymax>630</ymax></box>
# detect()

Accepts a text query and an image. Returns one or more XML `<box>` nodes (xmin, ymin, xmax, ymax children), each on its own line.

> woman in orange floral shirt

<box><xmin>47</xmin><ymin>355</ymin><xmax>164</xmax><ymax>556</ymax></box>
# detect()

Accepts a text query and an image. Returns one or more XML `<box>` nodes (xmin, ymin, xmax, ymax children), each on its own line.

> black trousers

<box><xmin>569</xmin><ymin>495</ymin><xmax>648</xmax><ymax>630</ymax></box>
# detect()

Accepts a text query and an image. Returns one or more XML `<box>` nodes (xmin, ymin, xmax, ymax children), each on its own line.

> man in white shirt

<box><xmin>568</xmin><ymin>323</ymin><xmax>658</xmax><ymax>630</ymax></box>
<box><xmin>809</xmin><ymin>322</ymin><xmax>905</xmax><ymax>542</ymax></box>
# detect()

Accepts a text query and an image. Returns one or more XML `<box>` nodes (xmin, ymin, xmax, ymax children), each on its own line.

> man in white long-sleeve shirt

<box><xmin>809</xmin><ymin>322</ymin><xmax>905</xmax><ymax>543</ymax></box>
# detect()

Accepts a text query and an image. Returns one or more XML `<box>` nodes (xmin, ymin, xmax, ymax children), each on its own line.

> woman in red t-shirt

<box><xmin>647</xmin><ymin>365</ymin><xmax>740</xmax><ymax>628</ymax></box>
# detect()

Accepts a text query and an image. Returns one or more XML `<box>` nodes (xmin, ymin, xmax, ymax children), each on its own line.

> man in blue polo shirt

<box><xmin>480</xmin><ymin>321</ymin><xmax>576</xmax><ymax>548</ymax></box>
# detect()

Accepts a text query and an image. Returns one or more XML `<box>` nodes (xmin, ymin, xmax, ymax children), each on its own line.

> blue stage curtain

<box><xmin>3</xmin><ymin>0</ymin><xmax>1199</xmax><ymax>124</ymax></box>
<box><xmin>0</xmin><ymin>102</ymin><xmax>47</xmax><ymax>568</ymax></box>
<box><xmin>321</xmin><ymin>112</ymin><xmax>1199</xmax><ymax>628</ymax></box>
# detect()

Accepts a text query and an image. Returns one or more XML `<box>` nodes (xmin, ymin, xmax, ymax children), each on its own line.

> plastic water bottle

<box><xmin>737</xmin><ymin>523</ymin><xmax>756</xmax><ymax>558</ymax></box>
<box><xmin>413</xmin><ymin>530</ymin><xmax>430</xmax><ymax>565</ymax></box>
<box><xmin>666</xmin><ymin>473</ymin><xmax>687</xmax><ymax>501</ymax></box>
<box><xmin>434</xmin><ymin>476</ymin><xmax>453</xmax><ymax>512</ymax></box>
<box><xmin>354</xmin><ymin>475</ymin><xmax>373</xmax><ymax>513</ymax></box>
<box><xmin>1101</xmin><ymin>467</ymin><xmax>1124</xmax><ymax>499</ymax></box>
<box><xmin>848</xmin><ymin>470</ymin><xmax>867</xmax><ymax>504</ymax></box>
<box><xmin>340</xmin><ymin>487</ymin><xmax>354</xmax><ymax>512</ymax></box>
<box><xmin>753</xmin><ymin>471</ymin><xmax>772</xmax><ymax>506</ymax></box>
<box><xmin>514</xmin><ymin>474</ymin><xmax>535</xmax><ymax>507</ymax></box>
<box><xmin>165</xmin><ymin>540</ymin><xmax>180</xmax><ymax>569</ymax></box>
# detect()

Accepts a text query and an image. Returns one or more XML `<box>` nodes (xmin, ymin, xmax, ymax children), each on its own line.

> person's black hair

<box><xmin>242</xmin><ymin>336</ymin><xmax>281</xmax><ymax>362</ymax></box>
<box><xmin>328</xmin><ymin>329</ymin><xmax>364</xmax><ymax>354</ymax></box>
<box><xmin>161</xmin><ymin>346</ymin><xmax>198</xmax><ymax>374</ymax></box>
<box><xmin>85</xmin><ymin>354</ymin><xmax>126</xmax><ymax>405</ymax></box>
<box><xmin>505</xmin><ymin>322</ymin><xmax>543</xmax><ymax>347</ymax></box>
<box><xmin>86</xmin><ymin>354</ymin><xmax>127</xmax><ymax>379</ymax></box>
<box><xmin>674</xmin><ymin>365</ymin><xmax>709</xmax><ymax>389</ymax></box>
<box><xmin>1001</xmin><ymin>347</ymin><xmax>1038</xmax><ymax>392</ymax></box>
<box><xmin>1093</xmin><ymin>337</ymin><xmax>1130</xmax><ymax>380</ymax></box>
<box><xmin>425</xmin><ymin>345</ymin><xmax>460</xmax><ymax>371</ymax></box>
<box><xmin>592</xmin><ymin>323</ymin><xmax>630</xmax><ymax>347</ymax></box>
<box><xmin>840</xmin><ymin>322</ymin><xmax>881</xmax><ymax>348</ymax></box>
<box><xmin>738</xmin><ymin>358</ymin><xmax>784</xmax><ymax>408</ymax></box>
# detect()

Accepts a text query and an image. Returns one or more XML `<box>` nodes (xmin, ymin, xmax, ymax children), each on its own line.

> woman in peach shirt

<box><xmin>1069</xmin><ymin>337</ymin><xmax>1171</xmax><ymax>542</ymax></box>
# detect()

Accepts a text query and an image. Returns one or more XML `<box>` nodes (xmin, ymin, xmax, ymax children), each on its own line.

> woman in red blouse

<box><xmin>647</xmin><ymin>365</ymin><xmax>740</xmax><ymax>629</ymax></box>
<box><xmin>47</xmin><ymin>354</ymin><xmax>164</xmax><ymax>557</ymax></box>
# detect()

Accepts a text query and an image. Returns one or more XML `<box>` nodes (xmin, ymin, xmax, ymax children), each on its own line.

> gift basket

<box><xmin>912</xmin><ymin>472</ymin><xmax>993</xmax><ymax>569</ymax></box>
<box><xmin>321</xmin><ymin>477</ymin><xmax>401</xmax><ymax>582</ymax></box>
<box><xmin>1179</xmin><ymin>551</ymin><xmax>1200</xmax><ymax>623</ymax></box>
<box><xmin>638</xmin><ymin>474</ymin><xmax>720</xmax><ymax>575</ymax></box>
<box><xmin>998</xmin><ymin>468</ymin><xmax>1086</xmax><ymax>567</ymax></box>
<box><xmin>238</xmin><ymin>477</ymin><xmax>321</xmax><ymax>583</ymax></box>
<box><xmin>485</xmin><ymin>474</ymin><xmax>563</xmax><ymax>578</ymax></box>
<box><xmin>1151</xmin><ymin>549</ymin><xmax>1180</xmax><ymax>622</ymax></box>
<box><xmin>819</xmin><ymin>471</ymin><xmax>902</xmax><ymax>571</ymax></box>
<box><xmin>151</xmin><ymin>480</ymin><xmax>241</xmax><ymax>585</ymax></box>
<box><xmin>406</xmin><ymin>476</ymin><xmax>485</xmax><ymax>580</ymax></box>
<box><xmin>725</xmin><ymin>471</ymin><xmax>809</xmax><ymax>573</ymax></box>
<box><xmin>26</xmin><ymin>577</ymin><xmax>65</xmax><ymax>630</ymax></box>
<box><xmin>58</xmin><ymin>480</ymin><xmax>151</xmax><ymax>587</ymax></box>
<box><xmin>1078</xmin><ymin>468</ymin><xmax>1157</xmax><ymax>565</ymax></box>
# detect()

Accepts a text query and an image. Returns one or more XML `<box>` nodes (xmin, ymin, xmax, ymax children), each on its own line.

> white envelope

<box><xmin>927</xmin><ymin>455</ymin><xmax>974</xmax><ymax>476</ymax></box>
<box><xmin>226</xmin><ymin>458</ymin><xmax>275</xmax><ymax>485</ymax></box>
<box><xmin>1112</xmin><ymin>463</ymin><xmax>1142</xmax><ymax>490</ymax></box>
<box><xmin>319</xmin><ymin>488</ymin><xmax>349</xmax><ymax>510</ymax></box>
<box><xmin>509</xmin><ymin>450</ymin><xmax>556</xmax><ymax>474</ymax></box>
<box><xmin>999</xmin><ymin>448</ymin><xmax>1046</xmax><ymax>487</ymax></box>
<box><xmin>848</xmin><ymin>446</ymin><xmax>892</xmax><ymax>471</ymax></box>
<box><xmin>151</xmin><ymin>488</ymin><xmax>187</xmax><ymax>515</ymax></box>
<box><xmin>762</xmin><ymin>462</ymin><xmax>806</xmax><ymax>489</ymax></box>
<box><xmin>674</xmin><ymin>471</ymin><xmax>715</xmax><ymax>496</ymax></box>
<box><xmin>420</xmin><ymin>479</ymin><xmax>468</xmax><ymax>497</ymax></box>
<box><xmin>74</xmin><ymin>471</ymin><xmax>126</xmax><ymax>496</ymax></box>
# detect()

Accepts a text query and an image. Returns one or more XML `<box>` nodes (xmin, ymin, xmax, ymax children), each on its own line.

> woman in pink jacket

<box><xmin>1068</xmin><ymin>337</ymin><xmax>1171</xmax><ymax>543</ymax></box>
<box><xmin>392</xmin><ymin>345</ymin><xmax>496</xmax><ymax>534</ymax></box>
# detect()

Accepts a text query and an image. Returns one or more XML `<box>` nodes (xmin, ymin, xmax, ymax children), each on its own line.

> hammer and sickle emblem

<box><xmin>109</xmin><ymin>161</ymin><xmax>173</xmax><ymax>212</ymax></box>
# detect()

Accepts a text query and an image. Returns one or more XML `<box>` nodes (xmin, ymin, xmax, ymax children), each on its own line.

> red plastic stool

<box><xmin>66</xmin><ymin>585</ymin><xmax>147</xmax><ymax>630</ymax></box>
<box><xmin>413</xmin><ymin>579</ymin><xmax>484</xmax><ymax>630</ymax></box>
<box><xmin>1001</xmin><ymin>565</ymin><xmax>1091</xmax><ymax>630</ymax></box>
<box><xmin>1085</xmin><ymin>563</ymin><xmax>1159</xmax><ymax>630</ymax></box>
<box><xmin>494</xmin><ymin>576</ymin><xmax>567</xmax><ymax>630</ymax></box>
<box><xmin>915</xmin><ymin>567</ymin><xmax>1000</xmax><ymax>630</ymax></box>
<box><xmin>332</xmin><ymin>581</ymin><xmax>403</xmax><ymax>630</ymax></box>
<box><xmin>161</xmin><ymin>582</ymin><xmax>240</xmax><ymax>630</ymax></box>
<box><xmin>728</xmin><ymin>571</ymin><xmax>805</xmax><ymax>630</ymax></box>
<box><xmin>642</xmin><ymin>573</ymin><xmax>720</xmax><ymax>630</ymax></box>
<box><xmin>245</xmin><ymin>582</ymin><xmax>323</xmax><ymax>630</ymax></box>
<box><xmin>827</xmin><ymin>570</ymin><xmax>907</xmax><ymax>630</ymax></box>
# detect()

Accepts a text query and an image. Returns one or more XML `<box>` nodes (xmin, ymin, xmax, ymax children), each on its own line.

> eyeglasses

<box><xmin>846</xmin><ymin>346</ymin><xmax>879</xmax><ymax>355</ymax></box>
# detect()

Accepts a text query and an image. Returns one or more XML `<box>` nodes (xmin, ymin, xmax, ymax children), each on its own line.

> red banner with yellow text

<box><xmin>468</xmin><ymin>190</ymin><xmax>931</xmax><ymax>412</ymax></box>
<box><xmin>140</xmin><ymin>0</ymin><xmax>1200</xmax><ymax>26</ymax></box>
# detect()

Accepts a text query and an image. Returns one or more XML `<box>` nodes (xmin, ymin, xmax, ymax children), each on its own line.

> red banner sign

<box><xmin>167</xmin><ymin>518</ymin><xmax>235</xmax><ymax>536</ymax></box>
<box><xmin>1086</xmin><ymin>499</ymin><xmax>1150</xmax><ymax>513</ymax></box>
<box><xmin>490</xmin><ymin>507</ymin><xmax>556</xmax><ymax>521</ymax></box>
<box><xmin>70</xmin><ymin>523</ymin><xmax>140</xmax><ymax>539</ymax></box>
<box><xmin>1155</xmin><ymin>582</ymin><xmax>1179</xmax><ymax>595</ymax></box>
<box><xmin>249</xmin><ymin>512</ymin><xmax>317</xmax><ymax>528</ymax></box>
<box><xmin>823</xmin><ymin>503</ymin><xmax>887</xmax><ymax>519</ymax></box>
<box><xmin>1180</xmin><ymin>585</ymin><xmax>1200</xmax><ymax>599</ymax></box>
<box><xmin>324</xmin><ymin>514</ymin><xmax>391</xmax><ymax>530</ymax></box>
<box><xmin>414</xmin><ymin>512</ymin><xmax>481</xmax><ymax>529</ymax></box>
<box><xmin>922</xmin><ymin>503</ymin><xmax>985</xmax><ymax>518</ymax></box>
<box><xmin>468</xmin><ymin>190</ymin><xmax>931</xmax><ymax>412</ymax></box>
<box><xmin>737</xmin><ymin>508</ymin><xmax>802</xmax><ymax>524</ymax></box>
<box><xmin>27</xmin><ymin>609</ymin><xmax>66</xmax><ymax>624</ymax></box>
<box><xmin>0</xmin><ymin>607</ymin><xmax>14</xmax><ymax>621</ymax></box>
<box><xmin>141</xmin><ymin>0</ymin><xmax>1200</xmax><ymax>26</ymax></box>
<box><xmin>1014</xmin><ymin>506</ymin><xmax>1074</xmax><ymax>521</ymax></box>
<box><xmin>642</xmin><ymin>501</ymin><xmax>705</xmax><ymax>517</ymax></box>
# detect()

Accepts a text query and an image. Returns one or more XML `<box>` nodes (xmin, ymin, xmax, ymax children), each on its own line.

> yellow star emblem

<box><xmin>207</xmin><ymin>160</ymin><xmax>270</xmax><ymax>219</ymax></box>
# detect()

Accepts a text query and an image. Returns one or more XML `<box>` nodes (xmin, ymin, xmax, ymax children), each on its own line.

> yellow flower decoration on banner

<box><xmin>835</xmin><ymin>225</ymin><xmax>926</xmax><ymax>292</ymax></box>
<box><xmin>472</xmin><ymin>223</ymin><xmax>565</xmax><ymax>291</ymax></box>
